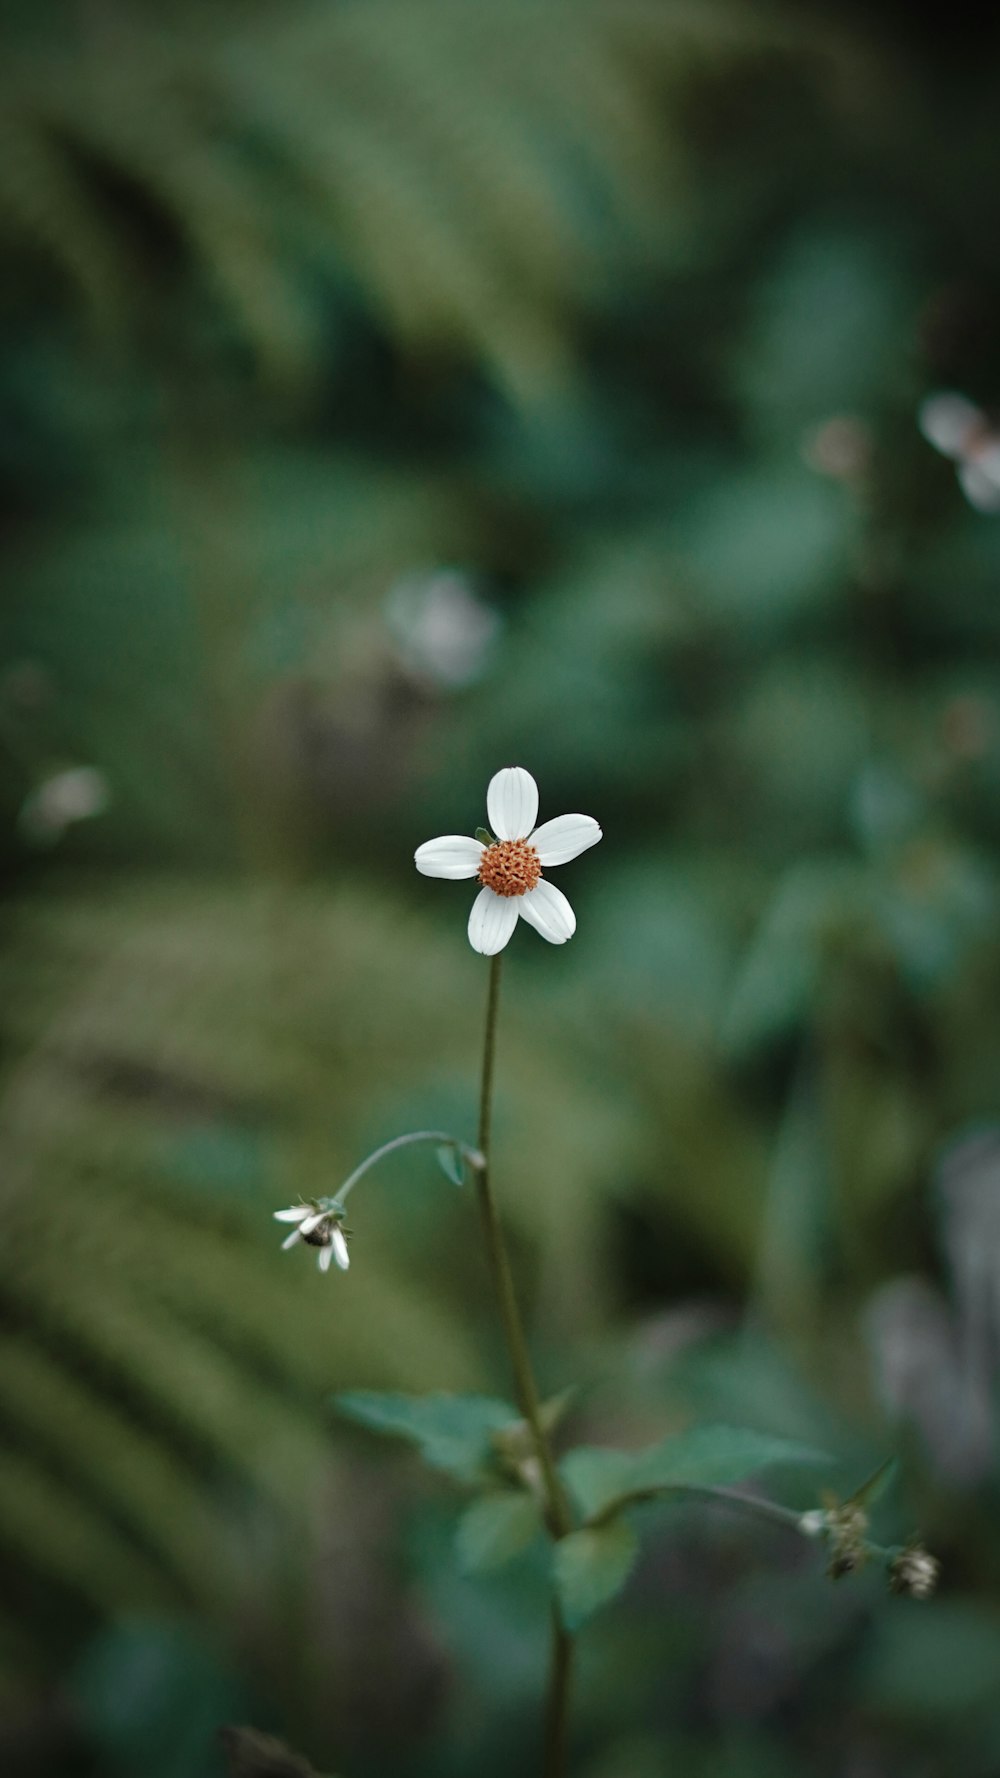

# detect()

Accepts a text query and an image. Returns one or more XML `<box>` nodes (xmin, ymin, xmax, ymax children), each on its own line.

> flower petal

<box><xmin>281</xmin><ymin>1229</ymin><xmax>303</xmax><ymax>1250</ymax></box>
<box><xmin>468</xmin><ymin>886</ymin><xmax>520</xmax><ymax>955</ymax></box>
<box><xmin>331</xmin><ymin>1226</ymin><xmax>351</xmax><ymax>1271</ymax></box>
<box><xmin>529</xmin><ymin>813</ymin><xmax>602</xmax><ymax>866</ymax></box>
<box><xmin>918</xmin><ymin>391</ymin><xmax>980</xmax><ymax>459</ymax></box>
<box><xmin>414</xmin><ymin>835</ymin><xmax>484</xmax><ymax>879</ymax></box>
<box><xmin>299</xmin><ymin>1212</ymin><xmax>326</xmax><ymax>1236</ymax></box>
<box><xmin>517</xmin><ymin>879</ymin><xmax>576</xmax><ymax>944</ymax></box>
<box><xmin>486</xmin><ymin>767</ymin><xmax>538</xmax><ymax>841</ymax></box>
<box><xmin>318</xmin><ymin>1243</ymin><xmax>334</xmax><ymax>1273</ymax></box>
<box><xmin>273</xmin><ymin>1206</ymin><xmax>308</xmax><ymax>1222</ymax></box>
<box><xmin>958</xmin><ymin>459</ymin><xmax>1000</xmax><ymax>512</ymax></box>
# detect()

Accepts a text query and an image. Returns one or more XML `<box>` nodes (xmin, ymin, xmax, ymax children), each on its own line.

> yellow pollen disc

<box><xmin>478</xmin><ymin>838</ymin><xmax>542</xmax><ymax>898</ymax></box>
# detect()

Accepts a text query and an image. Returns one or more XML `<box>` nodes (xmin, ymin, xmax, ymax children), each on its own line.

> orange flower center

<box><xmin>478</xmin><ymin>838</ymin><xmax>542</xmax><ymax>898</ymax></box>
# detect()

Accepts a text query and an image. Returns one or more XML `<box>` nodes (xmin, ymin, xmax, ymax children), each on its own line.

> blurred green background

<box><xmin>4</xmin><ymin>1</ymin><xmax>1000</xmax><ymax>1773</ymax></box>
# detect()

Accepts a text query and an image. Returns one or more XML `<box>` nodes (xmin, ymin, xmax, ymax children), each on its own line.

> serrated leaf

<box><xmin>335</xmin><ymin>1390</ymin><xmax>517</xmax><ymax>1484</ymax></box>
<box><xmin>562</xmin><ymin>1425</ymin><xmax>826</xmax><ymax>1520</ymax></box>
<box><xmin>455</xmin><ymin>1490</ymin><xmax>543</xmax><ymax>1573</ymax></box>
<box><xmin>436</xmin><ymin>1144</ymin><xmax>466</xmax><ymax>1187</ymax></box>
<box><xmin>553</xmin><ymin>1521</ymin><xmax>639</xmax><ymax>1630</ymax></box>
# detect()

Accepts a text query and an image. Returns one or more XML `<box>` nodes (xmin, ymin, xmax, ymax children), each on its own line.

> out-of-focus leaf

<box><xmin>679</xmin><ymin>462</ymin><xmax>854</xmax><ymax>628</ymax></box>
<box><xmin>72</xmin><ymin>1618</ymin><xmax>251</xmax><ymax>1778</ymax></box>
<box><xmin>436</xmin><ymin>1143</ymin><xmax>467</xmax><ymax>1187</ymax></box>
<box><xmin>562</xmin><ymin>1425</ymin><xmax>826</xmax><ymax>1520</ymax></box>
<box><xmin>844</xmin><ymin>1456</ymin><xmax>897</xmax><ymax>1512</ymax></box>
<box><xmin>0</xmin><ymin>0</ymin><xmax>779</xmax><ymax>400</ymax></box>
<box><xmin>552</xmin><ymin>1520</ymin><xmax>639</xmax><ymax>1631</ymax></box>
<box><xmin>455</xmin><ymin>1491</ymin><xmax>543</xmax><ymax>1573</ymax></box>
<box><xmin>752</xmin><ymin>1054</ymin><xmax>835</xmax><ymax>1327</ymax></box>
<box><xmin>336</xmin><ymin>1390</ymin><xmax>517</xmax><ymax>1484</ymax></box>
<box><xmin>721</xmin><ymin>859</ymin><xmax>866</xmax><ymax>1056</ymax></box>
<box><xmin>734</xmin><ymin>225</ymin><xmax>916</xmax><ymax>432</ymax></box>
<box><xmin>219</xmin><ymin>1726</ymin><xmax>335</xmax><ymax>1778</ymax></box>
<box><xmin>862</xmin><ymin>1604</ymin><xmax>1000</xmax><ymax>1717</ymax></box>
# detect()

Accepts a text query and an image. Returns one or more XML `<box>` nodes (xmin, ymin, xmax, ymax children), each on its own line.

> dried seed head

<box><xmin>477</xmin><ymin>838</ymin><xmax>542</xmax><ymax>898</ymax></box>
<box><xmin>818</xmin><ymin>1497</ymin><xmax>870</xmax><ymax>1582</ymax></box>
<box><xmin>888</xmin><ymin>1544</ymin><xmax>940</xmax><ymax>1600</ymax></box>
<box><xmin>828</xmin><ymin>1548</ymin><xmax>866</xmax><ymax>1581</ymax></box>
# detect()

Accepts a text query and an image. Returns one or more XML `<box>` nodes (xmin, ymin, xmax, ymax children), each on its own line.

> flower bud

<box><xmin>888</xmin><ymin>1544</ymin><xmax>940</xmax><ymax>1600</ymax></box>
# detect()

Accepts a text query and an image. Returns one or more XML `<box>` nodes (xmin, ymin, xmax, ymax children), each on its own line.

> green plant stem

<box><xmin>543</xmin><ymin>1607</ymin><xmax>574</xmax><ymax>1778</ymax></box>
<box><xmin>589</xmin><ymin>1483</ymin><xmax>808</xmax><ymax>1531</ymax></box>
<box><xmin>473</xmin><ymin>953</ymin><xmax>574</xmax><ymax>1778</ymax></box>
<box><xmin>335</xmin><ymin>1129</ymin><xmax>483</xmax><ymax>1203</ymax></box>
<box><xmin>589</xmin><ymin>1484</ymin><xmax>897</xmax><ymax>1563</ymax></box>
<box><xmin>474</xmin><ymin>956</ymin><xmax>571</xmax><ymax>1535</ymax></box>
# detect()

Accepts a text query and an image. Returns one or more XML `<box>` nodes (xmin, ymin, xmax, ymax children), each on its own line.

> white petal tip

<box><xmin>517</xmin><ymin>879</ymin><xmax>577</xmax><ymax>944</ymax></box>
<box><xmin>486</xmin><ymin>766</ymin><xmax>539</xmax><ymax>841</ymax></box>
<box><xmin>530</xmin><ymin>813</ymin><xmax>602</xmax><ymax>866</ymax></box>
<box><xmin>414</xmin><ymin>835</ymin><xmax>483</xmax><ymax>879</ymax></box>
<box><xmin>468</xmin><ymin>885</ymin><xmax>519</xmax><ymax>954</ymax></box>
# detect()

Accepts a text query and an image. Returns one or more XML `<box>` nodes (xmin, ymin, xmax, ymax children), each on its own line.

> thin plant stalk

<box><xmin>543</xmin><ymin>1607</ymin><xmax>574</xmax><ymax>1778</ymax></box>
<box><xmin>473</xmin><ymin>953</ymin><xmax>574</xmax><ymax>1777</ymax></box>
<box><xmin>336</xmin><ymin>1129</ymin><xmax>483</xmax><ymax>1204</ymax></box>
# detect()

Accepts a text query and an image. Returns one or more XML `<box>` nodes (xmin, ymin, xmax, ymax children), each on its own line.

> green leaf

<box><xmin>559</xmin><ymin>1449</ymin><xmax>635</xmax><ymax>1521</ymax></box>
<box><xmin>539</xmin><ymin>1386</ymin><xmax>577</xmax><ymax>1436</ymax></box>
<box><xmin>335</xmin><ymin>1390</ymin><xmax>517</xmax><ymax>1484</ymax></box>
<box><xmin>562</xmin><ymin>1425</ymin><xmax>825</xmax><ymax>1520</ymax></box>
<box><xmin>455</xmin><ymin>1491</ymin><xmax>543</xmax><ymax>1573</ymax></box>
<box><xmin>553</xmin><ymin>1521</ymin><xmax>639</xmax><ymax>1631</ymax></box>
<box><xmin>475</xmin><ymin>828</ymin><xmax>493</xmax><ymax>846</ymax></box>
<box><xmin>845</xmin><ymin>1456</ymin><xmax>897</xmax><ymax>1513</ymax></box>
<box><xmin>436</xmin><ymin>1144</ymin><xmax>466</xmax><ymax>1187</ymax></box>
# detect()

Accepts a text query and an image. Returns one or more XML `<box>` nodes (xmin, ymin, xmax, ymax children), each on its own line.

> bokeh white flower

<box><xmin>274</xmin><ymin>1202</ymin><xmax>350</xmax><ymax>1272</ymax></box>
<box><xmin>19</xmin><ymin>765</ymin><xmax>110</xmax><ymax>844</ymax></box>
<box><xmin>415</xmin><ymin>766</ymin><xmax>602</xmax><ymax>955</ymax></box>
<box><xmin>385</xmin><ymin>569</ymin><xmax>501</xmax><ymax>689</ymax></box>
<box><xmin>918</xmin><ymin>390</ymin><xmax>1000</xmax><ymax>513</ymax></box>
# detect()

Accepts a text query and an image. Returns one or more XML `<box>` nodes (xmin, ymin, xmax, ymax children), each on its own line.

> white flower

<box><xmin>385</xmin><ymin>569</ymin><xmax>500</xmax><ymax>688</ymax></box>
<box><xmin>273</xmin><ymin>1202</ymin><xmax>350</xmax><ymax>1272</ymax></box>
<box><xmin>414</xmin><ymin>765</ymin><xmax>602</xmax><ymax>955</ymax></box>
<box><xmin>918</xmin><ymin>390</ymin><xmax>1000</xmax><ymax>513</ymax></box>
<box><xmin>20</xmin><ymin>765</ymin><xmax>111</xmax><ymax>843</ymax></box>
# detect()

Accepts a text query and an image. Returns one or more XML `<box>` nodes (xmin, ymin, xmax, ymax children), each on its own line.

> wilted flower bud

<box><xmin>888</xmin><ymin>1544</ymin><xmax>940</xmax><ymax>1600</ymax></box>
<box><xmin>801</xmin><ymin>1497</ymin><xmax>871</xmax><ymax>1581</ymax></box>
<box><xmin>827</xmin><ymin>1545</ymin><xmax>867</xmax><ymax>1581</ymax></box>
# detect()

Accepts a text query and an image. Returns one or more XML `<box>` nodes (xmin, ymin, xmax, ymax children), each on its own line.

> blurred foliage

<box><xmin>4</xmin><ymin>0</ymin><xmax>1000</xmax><ymax>1774</ymax></box>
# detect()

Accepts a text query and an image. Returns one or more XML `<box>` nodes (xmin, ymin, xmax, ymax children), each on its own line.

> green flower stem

<box><xmin>590</xmin><ymin>1484</ymin><xmax>897</xmax><ymax>1562</ymax></box>
<box><xmin>474</xmin><ymin>956</ymin><xmax>571</xmax><ymax>1536</ymax></box>
<box><xmin>473</xmin><ymin>953</ymin><xmax>574</xmax><ymax>1778</ymax></box>
<box><xmin>587</xmin><ymin>1483</ymin><xmax>809</xmax><ymax>1532</ymax></box>
<box><xmin>335</xmin><ymin>1130</ymin><xmax>484</xmax><ymax>1204</ymax></box>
